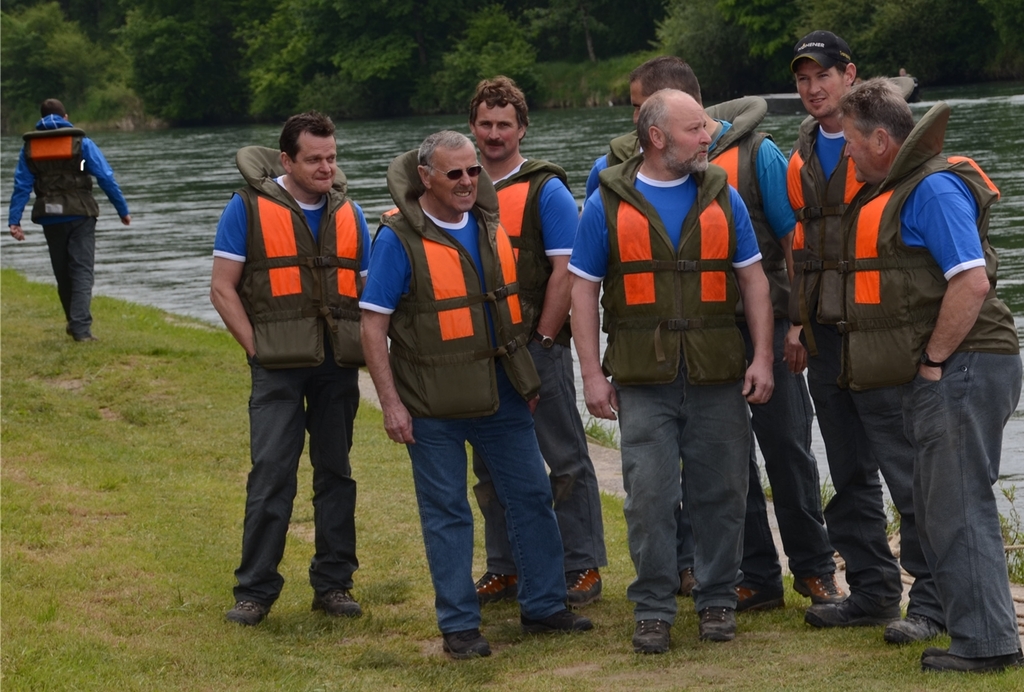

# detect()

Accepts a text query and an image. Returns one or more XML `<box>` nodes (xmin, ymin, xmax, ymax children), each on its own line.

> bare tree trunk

<box><xmin>579</xmin><ymin>1</ymin><xmax>597</xmax><ymax>63</ymax></box>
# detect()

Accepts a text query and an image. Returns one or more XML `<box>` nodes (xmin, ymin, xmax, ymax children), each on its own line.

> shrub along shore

<box><xmin>2</xmin><ymin>268</ymin><xmax>1021</xmax><ymax>691</ymax></box>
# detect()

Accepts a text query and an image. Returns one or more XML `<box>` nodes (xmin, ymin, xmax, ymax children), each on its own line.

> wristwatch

<box><xmin>919</xmin><ymin>351</ymin><xmax>946</xmax><ymax>368</ymax></box>
<box><xmin>534</xmin><ymin>333</ymin><xmax>555</xmax><ymax>349</ymax></box>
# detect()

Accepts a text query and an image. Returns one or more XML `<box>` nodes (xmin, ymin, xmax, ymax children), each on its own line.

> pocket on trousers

<box><xmin>909</xmin><ymin>375</ymin><xmax>946</xmax><ymax>445</ymax></box>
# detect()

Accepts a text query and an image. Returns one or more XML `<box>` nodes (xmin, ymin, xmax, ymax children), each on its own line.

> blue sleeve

<box><xmin>213</xmin><ymin>194</ymin><xmax>249</xmax><ymax>260</ymax></box>
<box><xmin>81</xmin><ymin>138</ymin><xmax>129</xmax><ymax>218</ymax></box>
<box><xmin>7</xmin><ymin>149</ymin><xmax>34</xmax><ymax>226</ymax></box>
<box><xmin>584</xmin><ymin>156</ymin><xmax>608</xmax><ymax>200</ymax></box>
<box><xmin>755</xmin><ymin>138</ymin><xmax>796</xmax><ymax>239</ymax></box>
<box><xmin>350</xmin><ymin>202</ymin><xmax>373</xmax><ymax>273</ymax></box>
<box><xmin>360</xmin><ymin>226</ymin><xmax>412</xmax><ymax>312</ymax></box>
<box><xmin>568</xmin><ymin>191</ymin><xmax>610</xmax><ymax>281</ymax></box>
<box><xmin>538</xmin><ymin>177</ymin><xmax>580</xmax><ymax>254</ymax></box>
<box><xmin>900</xmin><ymin>172</ymin><xmax>984</xmax><ymax>277</ymax></box>
<box><xmin>729</xmin><ymin>187</ymin><xmax>762</xmax><ymax>265</ymax></box>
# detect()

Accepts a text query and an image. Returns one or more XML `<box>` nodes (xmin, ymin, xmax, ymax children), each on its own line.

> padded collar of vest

<box><xmin>499</xmin><ymin>158</ymin><xmax>568</xmax><ymax>189</ymax></box>
<box><xmin>609</xmin><ymin>132</ymin><xmax>640</xmax><ymax>166</ymax></box>
<box><xmin>600</xmin><ymin>154</ymin><xmax>728</xmax><ymax>218</ymax></box>
<box><xmin>24</xmin><ymin>126</ymin><xmax>85</xmax><ymax>140</ymax></box>
<box><xmin>235</xmin><ymin>145</ymin><xmax>348</xmax><ymax>203</ymax></box>
<box><xmin>878</xmin><ymin>102</ymin><xmax>949</xmax><ymax>193</ymax></box>
<box><xmin>385</xmin><ymin>149</ymin><xmax>500</xmax><ymax>236</ymax></box>
<box><xmin>705</xmin><ymin>96</ymin><xmax>767</xmax><ymax>152</ymax></box>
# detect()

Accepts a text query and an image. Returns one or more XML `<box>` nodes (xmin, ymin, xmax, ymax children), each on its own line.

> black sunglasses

<box><xmin>434</xmin><ymin>164</ymin><xmax>483</xmax><ymax>181</ymax></box>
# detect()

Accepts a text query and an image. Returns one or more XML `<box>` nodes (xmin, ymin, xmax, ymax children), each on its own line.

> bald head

<box><xmin>637</xmin><ymin>89</ymin><xmax>711</xmax><ymax>179</ymax></box>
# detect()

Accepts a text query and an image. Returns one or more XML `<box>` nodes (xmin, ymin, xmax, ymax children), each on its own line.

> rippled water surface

<box><xmin>3</xmin><ymin>82</ymin><xmax>1023</xmax><ymax>485</ymax></box>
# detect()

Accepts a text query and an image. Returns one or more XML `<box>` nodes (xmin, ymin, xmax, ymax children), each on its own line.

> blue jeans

<box><xmin>407</xmin><ymin>367</ymin><xmax>567</xmax><ymax>633</ymax></box>
<box><xmin>806</xmin><ymin>320</ymin><xmax>940</xmax><ymax>618</ymax></box>
<box><xmin>233</xmin><ymin>343</ymin><xmax>360</xmax><ymax>605</ymax></box>
<box><xmin>43</xmin><ymin>217</ymin><xmax>96</xmax><ymax>338</ymax></box>
<box><xmin>616</xmin><ymin>365</ymin><xmax>749</xmax><ymax>623</ymax></box>
<box><xmin>899</xmin><ymin>351</ymin><xmax>1021</xmax><ymax>658</ymax></box>
<box><xmin>472</xmin><ymin>341</ymin><xmax>606</xmax><ymax>574</ymax></box>
<box><xmin>677</xmin><ymin>319</ymin><xmax>835</xmax><ymax>589</ymax></box>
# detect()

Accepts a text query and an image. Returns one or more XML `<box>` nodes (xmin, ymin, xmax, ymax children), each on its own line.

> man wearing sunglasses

<box><xmin>360</xmin><ymin>130</ymin><xmax>593</xmax><ymax>660</ymax></box>
<box><xmin>466</xmin><ymin>77</ymin><xmax>607</xmax><ymax>611</ymax></box>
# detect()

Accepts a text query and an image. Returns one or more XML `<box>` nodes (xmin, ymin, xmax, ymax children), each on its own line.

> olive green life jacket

<box><xmin>597</xmin><ymin>157</ymin><xmax>746</xmax><ymax>386</ymax></box>
<box><xmin>23</xmin><ymin>127</ymin><xmax>99</xmax><ymax>222</ymax></box>
<box><xmin>379</xmin><ymin>150</ymin><xmax>540</xmax><ymax>418</ymax></box>
<box><xmin>839</xmin><ymin>103</ymin><xmax>1019</xmax><ymax>390</ymax></box>
<box><xmin>234</xmin><ymin>146</ymin><xmax>364</xmax><ymax>369</ymax></box>
<box><xmin>786</xmin><ymin>116</ymin><xmax>866</xmax><ymax>354</ymax></box>
<box><xmin>494</xmin><ymin>159</ymin><xmax>572</xmax><ymax>345</ymax></box>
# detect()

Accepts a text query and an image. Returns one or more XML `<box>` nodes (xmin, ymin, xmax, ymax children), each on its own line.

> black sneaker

<box><xmin>226</xmin><ymin>600</ymin><xmax>270</xmax><ymax>626</ymax></box>
<box><xmin>922</xmin><ymin>647</ymin><xmax>1023</xmax><ymax>673</ymax></box>
<box><xmin>521</xmin><ymin>608</ymin><xmax>593</xmax><ymax>634</ymax></box>
<box><xmin>735</xmin><ymin>585</ymin><xmax>785</xmax><ymax>612</ymax></box>
<box><xmin>442</xmin><ymin>629</ymin><xmax>491</xmax><ymax>659</ymax></box>
<box><xmin>475</xmin><ymin>572</ymin><xmax>518</xmax><ymax>604</ymax></box>
<box><xmin>312</xmin><ymin>589</ymin><xmax>362</xmax><ymax>617</ymax></box>
<box><xmin>804</xmin><ymin>600</ymin><xmax>900</xmax><ymax>628</ymax></box>
<box><xmin>633</xmin><ymin>619</ymin><xmax>671</xmax><ymax>654</ymax></box>
<box><xmin>884</xmin><ymin>614</ymin><xmax>945</xmax><ymax>644</ymax></box>
<box><xmin>566</xmin><ymin>568</ymin><xmax>602</xmax><ymax>607</ymax></box>
<box><xmin>698</xmin><ymin>606</ymin><xmax>736</xmax><ymax>642</ymax></box>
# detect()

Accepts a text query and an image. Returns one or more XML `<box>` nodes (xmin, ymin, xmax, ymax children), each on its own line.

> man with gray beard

<box><xmin>570</xmin><ymin>89</ymin><xmax>775</xmax><ymax>652</ymax></box>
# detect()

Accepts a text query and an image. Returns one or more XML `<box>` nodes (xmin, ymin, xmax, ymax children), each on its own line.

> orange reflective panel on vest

<box><xmin>852</xmin><ymin>190</ymin><xmax>893</xmax><ymax>304</ymax></box>
<box><xmin>947</xmin><ymin>157</ymin><xmax>1001</xmax><ymax>199</ymax></box>
<box><xmin>617</xmin><ymin>202</ymin><xmax>656</xmax><ymax>305</ymax></box>
<box><xmin>496</xmin><ymin>183</ymin><xmax>529</xmax><ymax>261</ymax></box>
<box><xmin>616</xmin><ymin>199</ymin><xmax>730</xmax><ymax>305</ymax></box>
<box><xmin>494</xmin><ymin>227</ymin><xmax>523</xmax><ymax>323</ymax></box>
<box><xmin>715</xmin><ymin>147</ymin><xmax>740</xmax><ymax>189</ymax></box>
<box><xmin>700</xmin><ymin>200</ymin><xmax>729</xmax><ymax>302</ymax></box>
<box><xmin>27</xmin><ymin>136</ymin><xmax>74</xmax><ymax>162</ymax></box>
<box><xmin>843</xmin><ymin>158</ymin><xmax>863</xmax><ymax>203</ymax></box>
<box><xmin>422</xmin><ymin>240</ymin><xmax>474</xmax><ymax>341</ymax></box>
<box><xmin>787</xmin><ymin>151</ymin><xmax>807</xmax><ymax>250</ymax></box>
<box><xmin>256</xmin><ymin>197</ymin><xmax>302</xmax><ymax>297</ymax></box>
<box><xmin>334</xmin><ymin>202</ymin><xmax>359</xmax><ymax>298</ymax></box>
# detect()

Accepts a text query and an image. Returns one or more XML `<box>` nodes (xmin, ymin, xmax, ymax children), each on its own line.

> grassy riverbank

<box><xmin>1</xmin><ymin>268</ymin><xmax>1020</xmax><ymax>691</ymax></box>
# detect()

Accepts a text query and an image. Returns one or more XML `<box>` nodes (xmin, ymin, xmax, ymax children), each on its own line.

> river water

<box><xmin>3</xmin><ymin>82</ymin><xmax>1023</xmax><ymax>489</ymax></box>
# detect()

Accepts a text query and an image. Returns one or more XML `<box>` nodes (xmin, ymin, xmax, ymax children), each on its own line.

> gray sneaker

<box><xmin>633</xmin><ymin>619</ymin><xmax>671</xmax><ymax>654</ymax></box>
<box><xmin>884</xmin><ymin>614</ymin><xmax>945</xmax><ymax>644</ymax></box>
<box><xmin>698</xmin><ymin>606</ymin><xmax>736</xmax><ymax>642</ymax></box>
<box><xmin>805</xmin><ymin>600</ymin><xmax>900</xmax><ymax>628</ymax></box>
<box><xmin>312</xmin><ymin>589</ymin><xmax>362</xmax><ymax>617</ymax></box>
<box><xmin>226</xmin><ymin>600</ymin><xmax>270</xmax><ymax>626</ymax></box>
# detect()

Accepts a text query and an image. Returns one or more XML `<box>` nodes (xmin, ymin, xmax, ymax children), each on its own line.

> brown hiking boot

<box><xmin>678</xmin><ymin>567</ymin><xmax>696</xmax><ymax>597</ymax></box>
<box><xmin>566</xmin><ymin>568</ymin><xmax>602</xmax><ymax>607</ymax></box>
<box><xmin>793</xmin><ymin>573</ymin><xmax>846</xmax><ymax>605</ymax></box>
<box><xmin>735</xmin><ymin>585</ymin><xmax>784</xmax><ymax>612</ymax></box>
<box><xmin>475</xmin><ymin>572</ymin><xmax>517</xmax><ymax>604</ymax></box>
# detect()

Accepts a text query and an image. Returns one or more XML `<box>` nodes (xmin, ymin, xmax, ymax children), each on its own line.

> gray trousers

<box><xmin>43</xmin><ymin>217</ymin><xmax>96</xmax><ymax>338</ymax></box>
<box><xmin>473</xmin><ymin>341</ymin><xmax>607</xmax><ymax>574</ymax></box>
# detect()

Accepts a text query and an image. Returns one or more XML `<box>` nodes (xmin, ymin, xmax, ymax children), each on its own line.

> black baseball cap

<box><xmin>791</xmin><ymin>31</ymin><xmax>853</xmax><ymax>71</ymax></box>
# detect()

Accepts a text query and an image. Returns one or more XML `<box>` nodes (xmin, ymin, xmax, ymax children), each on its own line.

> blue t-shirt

<box><xmin>900</xmin><ymin>172</ymin><xmax>984</xmax><ymax>279</ymax></box>
<box><xmin>212</xmin><ymin>181</ymin><xmax>371</xmax><ymax>276</ymax></box>
<box><xmin>584</xmin><ymin>121</ymin><xmax>794</xmax><ymax>239</ymax></box>
<box><xmin>569</xmin><ymin>172</ymin><xmax>762</xmax><ymax>282</ymax></box>
<box><xmin>814</xmin><ymin>127</ymin><xmax>847</xmax><ymax>181</ymax></box>
<box><xmin>495</xmin><ymin>162</ymin><xmax>579</xmax><ymax>255</ymax></box>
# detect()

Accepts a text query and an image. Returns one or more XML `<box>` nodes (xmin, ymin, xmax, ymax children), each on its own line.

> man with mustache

<box><xmin>360</xmin><ymin>130</ymin><xmax>593</xmax><ymax>660</ymax></box>
<box><xmin>571</xmin><ymin>89</ymin><xmax>774</xmax><ymax>652</ymax></box>
<box><xmin>467</xmin><ymin>77</ymin><xmax>607</xmax><ymax>609</ymax></box>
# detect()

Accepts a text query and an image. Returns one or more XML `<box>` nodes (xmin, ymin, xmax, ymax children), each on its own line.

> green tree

<box><xmin>0</xmin><ymin>2</ymin><xmax>114</xmax><ymax>127</ymax></box>
<box><xmin>425</xmin><ymin>5</ymin><xmax>539</xmax><ymax>114</ymax></box>
<box><xmin>525</xmin><ymin>0</ymin><xmax>608</xmax><ymax>63</ymax></box>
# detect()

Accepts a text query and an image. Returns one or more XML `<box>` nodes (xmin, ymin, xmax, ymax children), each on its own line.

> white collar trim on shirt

<box><xmin>424</xmin><ymin>210</ymin><xmax>469</xmax><ymax>230</ymax></box>
<box><xmin>818</xmin><ymin>126</ymin><xmax>846</xmax><ymax>140</ymax></box>
<box><xmin>274</xmin><ymin>177</ymin><xmax>326</xmax><ymax>210</ymax></box>
<box><xmin>636</xmin><ymin>171</ymin><xmax>689</xmax><ymax>188</ymax></box>
<box><xmin>492</xmin><ymin>159</ymin><xmax>527</xmax><ymax>184</ymax></box>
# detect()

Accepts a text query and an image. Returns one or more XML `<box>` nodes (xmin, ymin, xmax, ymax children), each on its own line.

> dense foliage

<box><xmin>1</xmin><ymin>0</ymin><xmax>1021</xmax><ymax>129</ymax></box>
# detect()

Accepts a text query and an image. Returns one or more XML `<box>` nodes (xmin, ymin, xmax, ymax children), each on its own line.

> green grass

<box><xmin>2</xmin><ymin>268</ymin><xmax>1022</xmax><ymax>691</ymax></box>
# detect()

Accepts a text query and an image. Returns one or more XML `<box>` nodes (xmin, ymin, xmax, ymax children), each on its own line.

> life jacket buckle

<box><xmin>675</xmin><ymin>260</ymin><xmax>699</xmax><ymax>272</ymax></box>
